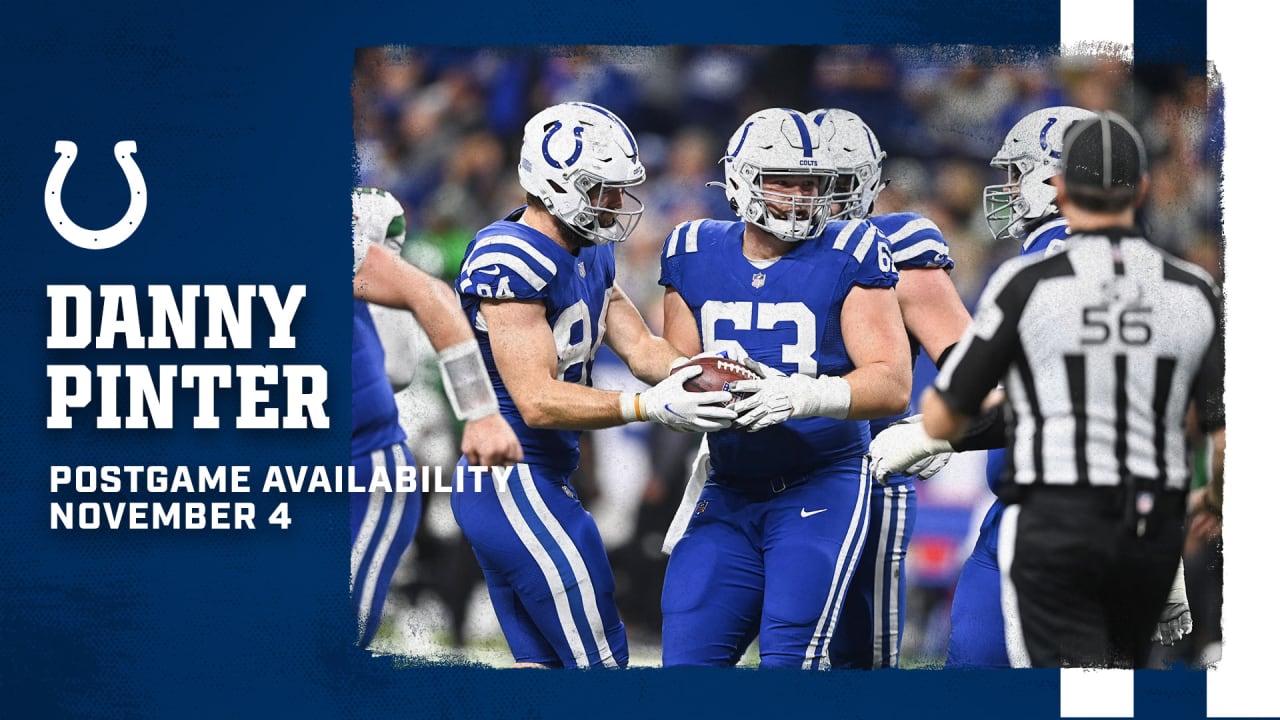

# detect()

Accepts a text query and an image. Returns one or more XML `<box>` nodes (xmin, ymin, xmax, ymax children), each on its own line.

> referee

<box><xmin>920</xmin><ymin>112</ymin><xmax>1226</xmax><ymax>668</ymax></box>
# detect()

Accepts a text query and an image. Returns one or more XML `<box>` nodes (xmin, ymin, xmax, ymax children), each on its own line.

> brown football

<box><xmin>672</xmin><ymin>356</ymin><xmax>762</xmax><ymax>405</ymax></box>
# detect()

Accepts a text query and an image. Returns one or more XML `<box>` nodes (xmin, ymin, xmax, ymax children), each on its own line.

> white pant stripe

<box><xmin>494</xmin><ymin>465</ymin><xmax>590</xmax><ymax>668</ymax></box>
<box><xmin>997</xmin><ymin>504</ymin><xmax>1031</xmax><ymax>667</ymax></box>
<box><xmin>871</xmin><ymin>484</ymin><xmax>908</xmax><ymax>668</ymax></box>
<box><xmin>357</xmin><ymin>444</ymin><xmax>409</xmax><ymax>634</ymax></box>
<box><xmin>515</xmin><ymin>464</ymin><xmax>618</xmax><ymax>667</ymax></box>
<box><xmin>351</xmin><ymin>450</ymin><xmax>387</xmax><ymax>593</ymax></box>
<box><xmin>805</xmin><ymin>460</ymin><xmax>871</xmax><ymax>668</ymax></box>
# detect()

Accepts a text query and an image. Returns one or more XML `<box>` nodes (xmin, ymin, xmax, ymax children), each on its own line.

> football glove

<box><xmin>868</xmin><ymin>414</ymin><xmax>955</xmax><ymax>485</ymax></box>
<box><xmin>729</xmin><ymin>374</ymin><xmax>851</xmax><ymax>432</ymax></box>
<box><xmin>621</xmin><ymin>365</ymin><xmax>736</xmax><ymax>433</ymax></box>
<box><xmin>1152</xmin><ymin>559</ymin><xmax>1193</xmax><ymax>646</ymax></box>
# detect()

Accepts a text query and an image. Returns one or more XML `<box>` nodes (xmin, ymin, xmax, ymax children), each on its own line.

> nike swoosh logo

<box><xmin>476</xmin><ymin>266</ymin><xmax>502</xmax><ymax>275</ymax></box>
<box><xmin>800</xmin><ymin>508</ymin><xmax>827</xmax><ymax>518</ymax></box>
<box><xmin>663</xmin><ymin>403</ymin><xmax>688</xmax><ymax>420</ymax></box>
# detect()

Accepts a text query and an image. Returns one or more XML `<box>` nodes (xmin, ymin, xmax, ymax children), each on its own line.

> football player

<box><xmin>659</xmin><ymin>108</ymin><xmax>912</xmax><ymax>668</ymax></box>
<box><xmin>807</xmin><ymin>108</ymin><xmax>975</xmax><ymax>670</ymax></box>
<box><xmin>450</xmin><ymin>102</ymin><xmax>737</xmax><ymax>669</ymax></box>
<box><xmin>350</xmin><ymin>187</ymin><xmax>521</xmax><ymax>648</ymax></box>
<box><xmin>871</xmin><ymin>106</ymin><xmax>1191</xmax><ymax>666</ymax></box>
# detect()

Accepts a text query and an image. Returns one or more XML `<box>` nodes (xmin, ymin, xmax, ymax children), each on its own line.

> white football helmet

<box><xmin>808</xmin><ymin>108</ymin><xmax>886</xmax><ymax>221</ymax></box>
<box><xmin>716</xmin><ymin>108</ymin><xmax>836</xmax><ymax>241</ymax></box>
<box><xmin>517</xmin><ymin>102</ymin><xmax>646</xmax><ymax>244</ymax></box>
<box><xmin>352</xmin><ymin>186</ymin><xmax>407</xmax><ymax>253</ymax></box>
<box><xmin>983</xmin><ymin>106</ymin><xmax>1096</xmax><ymax>241</ymax></box>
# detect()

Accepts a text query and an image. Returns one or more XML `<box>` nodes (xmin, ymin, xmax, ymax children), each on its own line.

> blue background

<box><xmin>0</xmin><ymin>1</ymin><xmax>1217</xmax><ymax>718</ymax></box>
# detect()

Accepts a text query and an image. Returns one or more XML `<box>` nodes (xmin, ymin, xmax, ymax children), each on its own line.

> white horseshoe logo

<box><xmin>45</xmin><ymin>140</ymin><xmax>147</xmax><ymax>250</ymax></box>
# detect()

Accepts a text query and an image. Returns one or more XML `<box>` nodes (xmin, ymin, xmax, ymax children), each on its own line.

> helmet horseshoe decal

<box><xmin>1039</xmin><ymin>117</ymin><xmax>1060</xmax><ymax>158</ymax></box>
<box><xmin>541</xmin><ymin>121</ymin><xmax>584</xmax><ymax>170</ymax></box>
<box><xmin>45</xmin><ymin>140</ymin><xmax>147</xmax><ymax>250</ymax></box>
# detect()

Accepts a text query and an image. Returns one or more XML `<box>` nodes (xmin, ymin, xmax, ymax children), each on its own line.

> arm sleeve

<box><xmin>933</xmin><ymin>259</ymin><xmax>1032</xmax><ymax>417</ymax></box>
<box><xmin>456</xmin><ymin>243</ymin><xmax>555</xmax><ymax>302</ymax></box>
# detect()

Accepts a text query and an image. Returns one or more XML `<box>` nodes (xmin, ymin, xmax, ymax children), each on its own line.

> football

<box><xmin>672</xmin><ymin>356</ymin><xmax>762</xmax><ymax>405</ymax></box>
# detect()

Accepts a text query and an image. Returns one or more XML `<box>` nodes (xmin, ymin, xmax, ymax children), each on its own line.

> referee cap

<box><xmin>1061</xmin><ymin>111</ymin><xmax>1147</xmax><ymax>211</ymax></box>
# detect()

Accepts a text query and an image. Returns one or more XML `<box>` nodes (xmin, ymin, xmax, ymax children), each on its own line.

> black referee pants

<box><xmin>1007</xmin><ymin>486</ymin><xmax>1184</xmax><ymax>668</ymax></box>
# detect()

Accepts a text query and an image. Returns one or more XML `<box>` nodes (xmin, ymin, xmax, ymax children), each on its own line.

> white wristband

<box><xmin>619</xmin><ymin>392</ymin><xmax>645</xmax><ymax>423</ymax></box>
<box><xmin>793</xmin><ymin>375</ymin><xmax>852</xmax><ymax>420</ymax></box>
<box><xmin>437</xmin><ymin>339</ymin><xmax>500</xmax><ymax>421</ymax></box>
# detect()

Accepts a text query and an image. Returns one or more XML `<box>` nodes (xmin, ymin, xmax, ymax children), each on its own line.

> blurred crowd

<box><xmin>354</xmin><ymin>45</ymin><xmax>1224</xmax><ymax>667</ymax></box>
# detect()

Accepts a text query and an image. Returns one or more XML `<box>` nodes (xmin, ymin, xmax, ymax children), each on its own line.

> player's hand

<box><xmin>461</xmin><ymin>413</ymin><xmax>524</xmax><ymax>466</ymax></box>
<box><xmin>1152</xmin><ymin>559</ymin><xmax>1193</xmax><ymax>646</ymax></box>
<box><xmin>868</xmin><ymin>414</ymin><xmax>955</xmax><ymax>485</ymax></box>
<box><xmin>1153</xmin><ymin>603</ymin><xmax>1193</xmax><ymax>646</ymax></box>
<box><xmin>640</xmin><ymin>366</ymin><xmax>736</xmax><ymax>433</ymax></box>
<box><xmin>729</xmin><ymin>373</ymin><xmax>843</xmax><ymax>431</ymax></box>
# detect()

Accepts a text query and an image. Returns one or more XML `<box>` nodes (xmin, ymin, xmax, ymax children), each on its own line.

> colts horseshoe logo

<box><xmin>541</xmin><ymin>121</ymin><xmax>584</xmax><ymax>170</ymax></box>
<box><xmin>45</xmin><ymin>140</ymin><xmax>147</xmax><ymax>250</ymax></box>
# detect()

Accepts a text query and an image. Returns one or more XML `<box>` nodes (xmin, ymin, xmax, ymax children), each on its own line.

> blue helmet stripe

<box><xmin>864</xmin><ymin>126</ymin><xmax>878</xmax><ymax>156</ymax></box>
<box><xmin>728</xmin><ymin>122</ymin><xmax>754</xmax><ymax>158</ymax></box>
<box><xmin>571</xmin><ymin>102</ymin><xmax>637</xmax><ymax>155</ymax></box>
<box><xmin>786</xmin><ymin>110</ymin><xmax>813</xmax><ymax>157</ymax></box>
<box><xmin>812</xmin><ymin>109</ymin><xmax>829</xmax><ymax>126</ymax></box>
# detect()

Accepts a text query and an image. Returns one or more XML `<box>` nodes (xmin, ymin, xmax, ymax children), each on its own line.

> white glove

<box><xmin>868</xmin><ymin>414</ymin><xmax>955</xmax><ymax>485</ymax></box>
<box><xmin>729</xmin><ymin>374</ymin><xmax>851</xmax><ymax>432</ymax></box>
<box><xmin>1152</xmin><ymin>559</ymin><xmax>1193</xmax><ymax>646</ymax></box>
<box><xmin>621</xmin><ymin>365</ymin><xmax>736</xmax><ymax>433</ymax></box>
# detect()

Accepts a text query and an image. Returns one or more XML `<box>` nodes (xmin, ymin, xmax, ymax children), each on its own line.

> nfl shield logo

<box><xmin>578</xmin><ymin>262</ymin><xmax>586</xmax><ymax>277</ymax></box>
<box><xmin>751</xmin><ymin>272</ymin><xmax>766</xmax><ymax>288</ymax></box>
<box><xmin>695</xmin><ymin>500</ymin><xmax>709</xmax><ymax>516</ymax></box>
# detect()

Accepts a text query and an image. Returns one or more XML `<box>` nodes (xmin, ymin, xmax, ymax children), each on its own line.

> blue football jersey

<box><xmin>456</xmin><ymin>210</ymin><xmax>614</xmax><ymax>472</ymax></box>
<box><xmin>1021</xmin><ymin>215</ymin><xmax>1071</xmax><ymax>256</ymax></box>
<box><xmin>660</xmin><ymin>218</ymin><xmax>897</xmax><ymax>482</ymax></box>
<box><xmin>865</xmin><ymin>212</ymin><xmax>953</xmax><ymax>439</ymax></box>
<box><xmin>351</xmin><ymin>299</ymin><xmax>406</xmax><ymax>458</ymax></box>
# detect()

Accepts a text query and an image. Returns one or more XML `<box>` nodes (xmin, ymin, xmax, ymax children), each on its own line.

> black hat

<box><xmin>1061</xmin><ymin>111</ymin><xmax>1147</xmax><ymax>211</ymax></box>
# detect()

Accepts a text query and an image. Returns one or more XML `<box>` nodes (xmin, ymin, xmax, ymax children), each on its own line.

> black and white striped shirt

<box><xmin>935</xmin><ymin>227</ymin><xmax>1225</xmax><ymax>491</ymax></box>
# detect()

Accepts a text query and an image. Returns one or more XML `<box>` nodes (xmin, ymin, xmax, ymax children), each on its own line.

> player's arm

<box><xmin>897</xmin><ymin>267</ymin><xmax>971</xmax><ymax>364</ymax></box>
<box><xmin>603</xmin><ymin>284</ymin><xmax>686</xmax><ymax>385</ymax></box>
<box><xmin>482</xmin><ymin>298</ymin><xmax>733</xmax><ymax>432</ymax></box>
<box><xmin>837</xmin><ymin>285</ymin><xmax>913</xmax><ymax>418</ymax></box>
<box><xmin>922</xmin><ymin>261</ymin><xmax>1030</xmax><ymax>442</ymax></box>
<box><xmin>355</xmin><ymin>244</ymin><xmax>474</xmax><ymax>351</ymax></box>
<box><xmin>661</xmin><ymin>287</ymin><xmax>703</xmax><ymax>359</ymax></box>
<box><xmin>354</xmin><ymin>243</ymin><xmax>521</xmax><ymax>466</ymax></box>
<box><xmin>731</xmin><ymin>284</ymin><xmax>911</xmax><ymax>430</ymax></box>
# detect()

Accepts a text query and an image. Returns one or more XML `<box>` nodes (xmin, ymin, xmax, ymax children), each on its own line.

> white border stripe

<box><xmin>1061</xmin><ymin>668</ymin><xmax>1135</xmax><ymax>718</ymax></box>
<box><xmin>1061</xmin><ymin>0</ymin><xmax>1132</xmax><ymax>58</ymax></box>
<box><xmin>804</xmin><ymin>460</ymin><xmax>871</xmax><ymax>668</ymax></box>
<box><xmin>515</xmin><ymin>464</ymin><xmax>618</xmax><ymax>667</ymax></box>
<box><xmin>666</xmin><ymin>222</ymin><xmax>690</xmax><ymax>257</ymax></box>
<box><xmin>357</xmin><ymin>445</ymin><xmax>409</xmax><ymax>632</ymax></box>
<box><xmin>495</xmin><ymin>465</ymin><xmax>591</xmax><ymax>667</ymax></box>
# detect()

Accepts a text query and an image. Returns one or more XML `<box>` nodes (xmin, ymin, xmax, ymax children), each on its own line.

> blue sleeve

<box><xmin>658</xmin><ymin>221</ymin><xmax>695</xmax><ymax>290</ymax></box>
<box><xmin>456</xmin><ymin>235</ymin><xmax>558</xmax><ymax>301</ymax></box>
<box><xmin>839</xmin><ymin>222</ymin><xmax>898</xmax><ymax>291</ymax></box>
<box><xmin>881</xmin><ymin>214</ymin><xmax>954</xmax><ymax>271</ymax></box>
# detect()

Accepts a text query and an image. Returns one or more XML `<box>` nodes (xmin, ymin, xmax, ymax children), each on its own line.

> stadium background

<box><xmin>352</xmin><ymin>45</ymin><xmax>1223</xmax><ymax>668</ymax></box>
